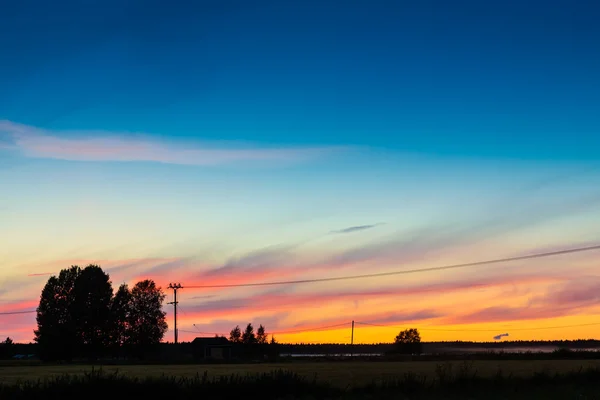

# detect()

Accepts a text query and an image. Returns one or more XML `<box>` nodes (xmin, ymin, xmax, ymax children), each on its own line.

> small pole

<box><xmin>350</xmin><ymin>320</ymin><xmax>354</xmax><ymax>357</ymax></box>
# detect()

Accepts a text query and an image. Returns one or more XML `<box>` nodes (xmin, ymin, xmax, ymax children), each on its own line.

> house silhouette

<box><xmin>192</xmin><ymin>337</ymin><xmax>232</xmax><ymax>360</ymax></box>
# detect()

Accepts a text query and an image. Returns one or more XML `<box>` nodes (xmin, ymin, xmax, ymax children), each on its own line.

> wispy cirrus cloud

<box><xmin>177</xmin><ymin>309</ymin><xmax>442</xmax><ymax>343</ymax></box>
<box><xmin>527</xmin><ymin>277</ymin><xmax>600</xmax><ymax>309</ymax></box>
<box><xmin>26</xmin><ymin>272</ymin><xmax>53</xmax><ymax>277</ymax></box>
<box><xmin>327</xmin><ymin>190</ymin><xmax>600</xmax><ymax>269</ymax></box>
<box><xmin>445</xmin><ymin>305</ymin><xmax>574</xmax><ymax>326</ymax></box>
<box><xmin>203</xmin><ymin>245</ymin><xmax>296</xmax><ymax>277</ymax></box>
<box><xmin>175</xmin><ymin>272</ymin><xmax>561</xmax><ymax>323</ymax></box>
<box><xmin>0</xmin><ymin>120</ymin><xmax>345</xmax><ymax>166</ymax></box>
<box><xmin>0</xmin><ymin>299</ymin><xmax>39</xmax><ymax>313</ymax></box>
<box><xmin>330</xmin><ymin>223</ymin><xmax>384</xmax><ymax>234</ymax></box>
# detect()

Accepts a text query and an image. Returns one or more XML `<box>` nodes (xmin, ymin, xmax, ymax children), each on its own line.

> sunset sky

<box><xmin>1</xmin><ymin>0</ymin><xmax>600</xmax><ymax>344</ymax></box>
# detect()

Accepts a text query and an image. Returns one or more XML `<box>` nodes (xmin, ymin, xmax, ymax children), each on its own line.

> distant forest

<box><xmin>3</xmin><ymin>339</ymin><xmax>600</xmax><ymax>361</ymax></box>
<box><xmin>264</xmin><ymin>340</ymin><xmax>600</xmax><ymax>355</ymax></box>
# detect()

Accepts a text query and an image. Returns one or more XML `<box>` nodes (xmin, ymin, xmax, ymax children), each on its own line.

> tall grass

<box><xmin>2</xmin><ymin>365</ymin><xmax>600</xmax><ymax>399</ymax></box>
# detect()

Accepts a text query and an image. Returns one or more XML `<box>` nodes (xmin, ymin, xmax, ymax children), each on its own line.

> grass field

<box><xmin>2</xmin><ymin>360</ymin><xmax>600</xmax><ymax>387</ymax></box>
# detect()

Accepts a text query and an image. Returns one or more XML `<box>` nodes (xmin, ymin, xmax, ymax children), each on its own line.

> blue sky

<box><xmin>1</xmin><ymin>0</ymin><xmax>600</xmax><ymax>342</ymax></box>
<box><xmin>2</xmin><ymin>0</ymin><xmax>600</xmax><ymax>157</ymax></box>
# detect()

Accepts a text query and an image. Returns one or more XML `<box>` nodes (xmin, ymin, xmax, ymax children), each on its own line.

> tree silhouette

<box><xmin>229</xmin><ymin>325</ymin><xmax>242</xmax><ymax>343</ymax></box>
<box><xmin>33</xmin><ymin>266</ymin><xmax>169</xmax><ymax>361</ymax></box>
<box><xmin>394</xmin><ymin>328</ymin><xmax>422</xmax><ymax>354</ymax></box>
<box><xmin>34</xmin><ymin>266</ymin><xmax>81</xmax><ymax>361</ymax></box>
<box><xmin>270</xmin><ymin>335</ymin><xmax>277</xmax><ymax>345</ymax></box>
<box><xmin>242</xmin><ymin>323</ymin><xmax>256</xmax><ymax>344</ymax></box>
<box><xmin>256</xmin><ymin>324</ymin><xmax>268</xmax><ymax>344</ymax></box>
<box><xmin>109</xmin><ymin>284</ymin><xmax>132</xmax><ymax>349</ymax></box>
<box><xmin>0</xmin><ymin>337</ymin><xmax>15</xmax><ymax>359</ymax></box>
<box><xmin>126</xmin><ymin>280</ymin><xmax>168</xmax><ymax>348</ymax></box>
<box><xmin>72</xmin><ymin>265</ymin><xmax>113</xmax><ymax>359</ymax></box>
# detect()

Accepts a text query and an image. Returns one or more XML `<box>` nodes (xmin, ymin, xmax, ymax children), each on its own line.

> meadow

<box><xmin>2</xmin><ymin>363</ymin><xmax>600</xmax><ymax>399</ymax></box>
<box><xmin>2</xmin><ymin>359</ymin><xmax>600</xmax><ymax>387</ymax></box>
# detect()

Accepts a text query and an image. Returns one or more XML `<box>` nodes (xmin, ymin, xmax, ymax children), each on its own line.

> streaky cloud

<box><xmin>527</xmin><ymin>276</ymin><xmax>600</xmax><ymax>309</ymax></box>
<box><xmin>357</xmin><ymin>310</ymin><xmax>443</xmax><ymax>325</ymax></box>
<box><xmin>181</xmin><ymin>312</ymin><xmax>291</xmax><ymax>336</ymax></box>
<box><xmin>180</xmin><ymin>310</ymin><xmax>440</xmax><ymax>340</ymax></box>
<box><xmin>0</xmin><ymin>299</ymin><xmax>39</xmax><ymax>313</ymax></box>
<box><xmin>328</xmin><ymin>188</ymin><xmax>600</xmax><ymax>269</ymax></box>
<box><xmin>445</xmin><ymin>277</ymin><xmax>600</xmax><ymax>326</ymax></box>
<box><xmin>203</xmin><ymin>244</ymin><xmax>295</xmax><ymax>277</ymax></box>
<box><xmin>0</xmin><ymin>120</ymin><xmax>345</xmax><ymax>166</ymax></box>
<box><xmin>188</xmin><ymin>295</ymin><xmax>217</xmax><ymax>300</ymax></box>
<box><xmin>330</xmin><ymin>223</ymin><xmax>384</xmax><ymax>234</ymax></box>
<box><xmin>177</xmin><ymin>272</ymin><xmax>559</xmax><ymax>322</ymax></box>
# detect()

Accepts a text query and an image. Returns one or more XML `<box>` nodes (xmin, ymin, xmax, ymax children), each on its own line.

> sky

<box><xmin>1</xmin><ymin>0</ymin><xmax>600</xmax><ymax>344</ymax></box>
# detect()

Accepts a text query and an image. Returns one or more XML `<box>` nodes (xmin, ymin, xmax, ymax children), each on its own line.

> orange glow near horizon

<box><xmin>2</xmin><ymin>242</ymin><xmax>599</xmax><ymax>344</ymax></box>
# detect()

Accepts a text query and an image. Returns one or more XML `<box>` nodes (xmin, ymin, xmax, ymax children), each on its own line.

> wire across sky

<box><xmin>2</xmin><ymin>243</ymin><xmax>599</xmax><ymax>337</ymax></box>
<box><xmin>182</xmin><ymin>244</ymin><xmax>600</xmax><ymax>289</ymax></box>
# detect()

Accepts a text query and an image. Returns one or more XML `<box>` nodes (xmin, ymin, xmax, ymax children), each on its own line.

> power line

<box><xmin>182</xmin><ymin>244</ymin><xmax>600</xmax><ymax>289</ymax></box>
<box><xmin>355</xmin><ymin>321</ymin><xmax>600</xmax><ymax>332</ymax></box>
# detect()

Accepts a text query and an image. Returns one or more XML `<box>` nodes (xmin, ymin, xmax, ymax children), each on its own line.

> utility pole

<box><xmin>167</xmin><ymin>283</ymin><xmax>182</xmax><ymax>344</ymax></box>
<box><xmin>350</xmin><ymin>320</ymin><xmax>354</xmax><ymax>357</ymax></box>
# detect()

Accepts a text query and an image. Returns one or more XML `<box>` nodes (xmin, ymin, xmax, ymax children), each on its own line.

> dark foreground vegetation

<box><xmin>2</xmin><ymin>366</ymin><xmax>600</xmax><ymax>400</ymax></box>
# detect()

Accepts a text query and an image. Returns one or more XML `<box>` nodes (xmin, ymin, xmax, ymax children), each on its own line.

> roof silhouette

<box><xmin>191</xmin><ymin>337</ymin><xmax>230</xmax><ymax>345</ymax></box>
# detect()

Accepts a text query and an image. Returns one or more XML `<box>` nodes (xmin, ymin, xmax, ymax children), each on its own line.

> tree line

<box><xmin>30</xmin><ymin>263</ymin><xmax>422</xmax><ymax>361</ymax></box>
<box><xmin>34</xmin><ymin>265</ymin><xmax>167</xmax><ymax>361</ymax></box>
<box><xmin>228</xmin><ymin>323</ymin><xmax>277</xmax><ymax>345</ymax></box>
<box><xmin>223</xmin><ymin>324</ymin><xmax>420</xmax><ymax>354</ymax></box>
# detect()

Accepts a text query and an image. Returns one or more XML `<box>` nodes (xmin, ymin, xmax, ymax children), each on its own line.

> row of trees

<box><xmin>32</xmin><ymin>263</ymin><xmax>420</xmax><ymax>361</ymax></box>
<box><xmin>224</xmin><ymin>324</ymin><xmax>419</xmax><ymax>353</ymax></box>
<box><xmin>229</xmin><ymin>323</ymin><xmax>276</xmax><ymax>344</ymax></box>
<box><xmin>35</xmin><ymin>265</ymin><xmax>167</xmax><ymax>361</ymax></box>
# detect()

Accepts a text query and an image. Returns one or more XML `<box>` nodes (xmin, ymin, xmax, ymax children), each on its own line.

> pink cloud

<box><xmin>528</xmin><ymin>276</ymin><xmax>600</xmax><ymax>309</ymax></box>
<box><xmin>0</xmin><ymin>299</ymin><xmax>39</xmax><ymax>313</ymax></box>
<box><xmin>0</xmin><ymin>120</ymin><xmax>344</xmax><ymax>166</ymax></box>
<box><xmin>445</xmin><ymin>276</ymin><xmax>600</xmax><ymax>325</ymax></box>
<box><xmin>171</xmin><ymin>273</ymin><xmax>561</xmax><ymax>325</ymax></box>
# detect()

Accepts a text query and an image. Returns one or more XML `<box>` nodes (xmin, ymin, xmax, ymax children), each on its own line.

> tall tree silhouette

<box><xmin>109</xmin><ymin>284</ymin><xmax>132</xmax><ymax>349</ymax></box>
<box><xmin>256</xmin><ymin>324</ymin><xmax>268</xmax><ymax>344</ymax></box>
<box><xmin>72</xmin><ymin>265</ymin><xmax>113</xmax><ymax>359</ymax></box>
<box><xmin>126</xmin><ymin>280</ymin><xmax>167</xmax><ymax>348</ymax></box>
<box><xmin>229</xmin><ymin>325</ymin><xmax>242</xmax><ymax>343</ymax></box>
<box><xmin>34</xmin><ymin>266</ymin><xmax>81</xmax><ymax>361</ymax></box>
<box><xmin>242</xmin><ymin>323</ymin><xmax>256</xmax><ymax>344</ymax></box>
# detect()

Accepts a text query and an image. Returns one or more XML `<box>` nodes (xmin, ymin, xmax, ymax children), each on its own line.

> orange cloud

<box><xmin>445</xmin><ymin>276</ymin><xmax>600</xmax><ymax>326</ymax></box>
<box><xmin>172</xmin><ymin>272</ymin><xmax>561</xmax><ymax>330</ymax></box>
